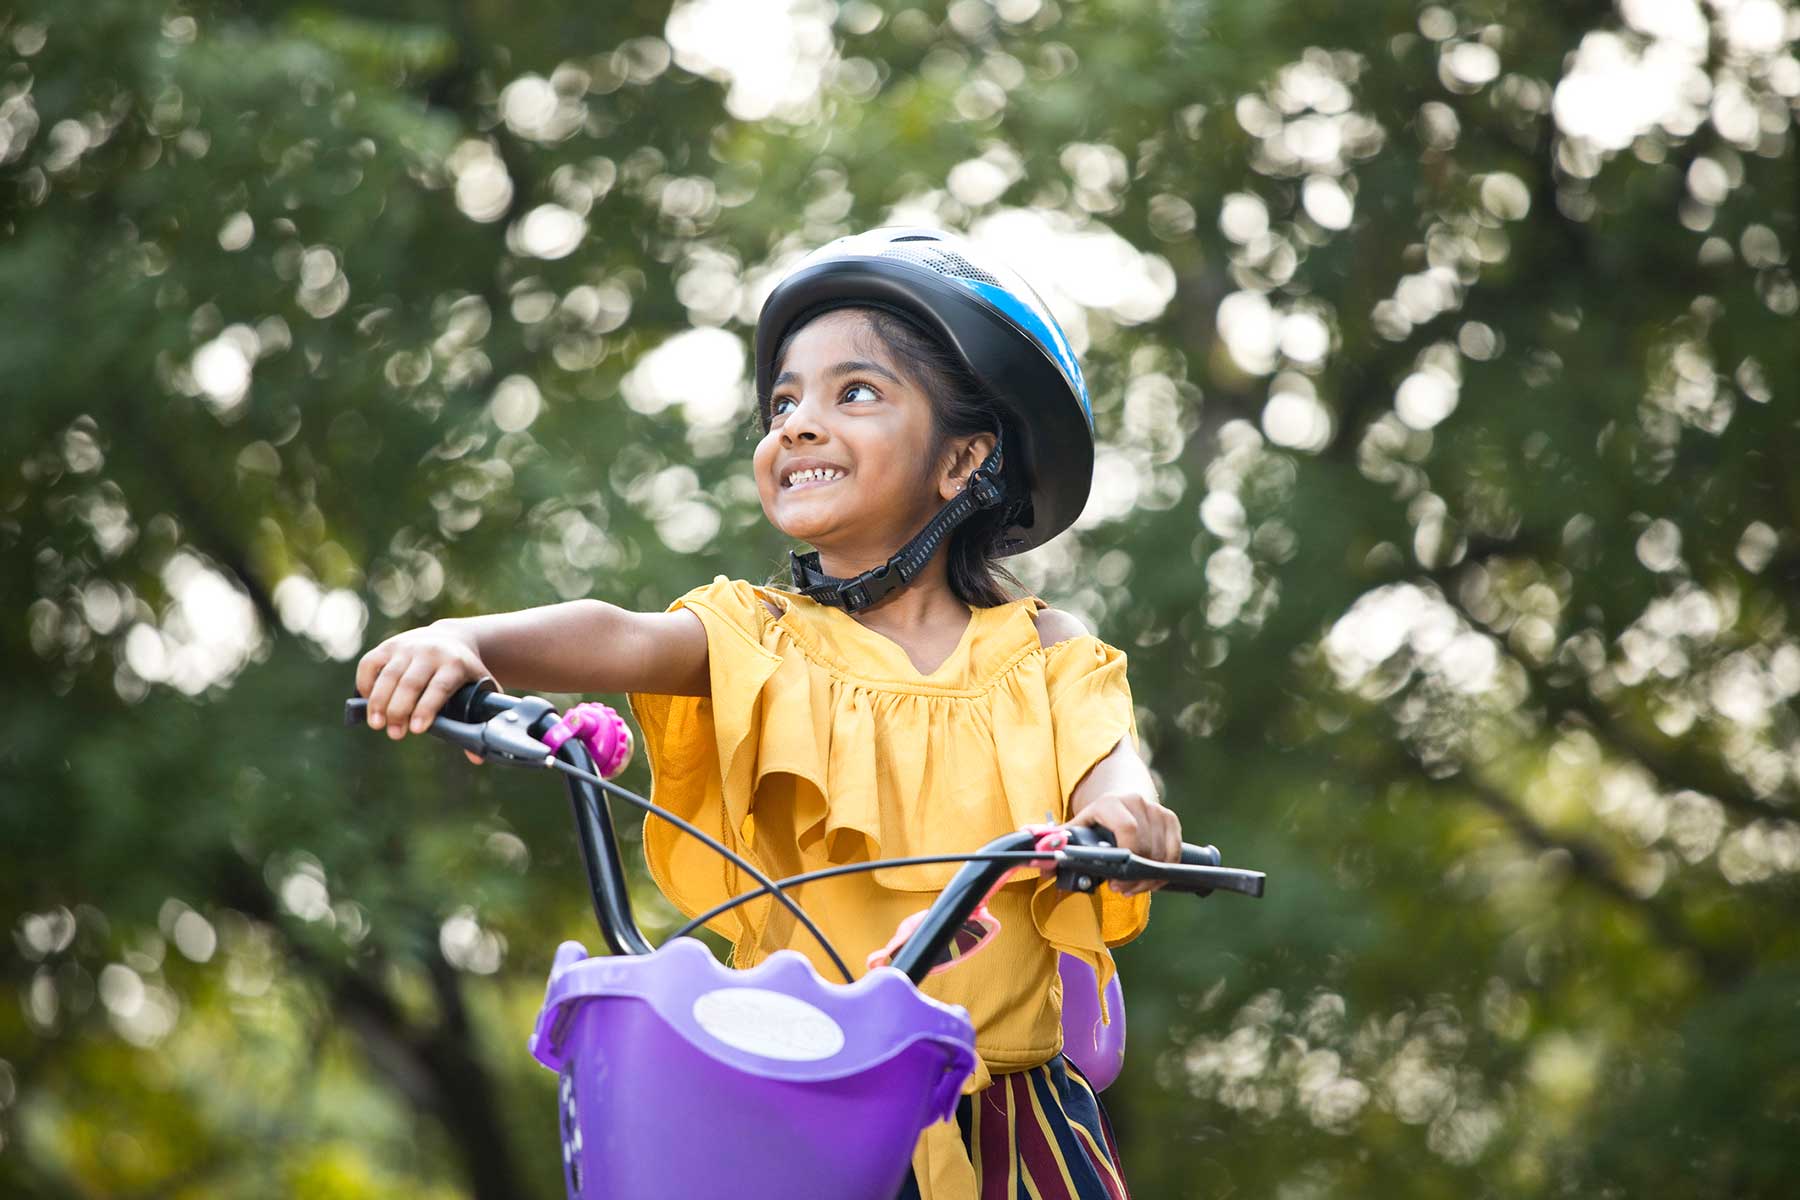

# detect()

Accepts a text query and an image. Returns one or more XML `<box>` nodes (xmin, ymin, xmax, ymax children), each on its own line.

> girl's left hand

<box><xmin>1068</xmin><ymin>790</ymin><xmax>1182</xmax><ymax>896</ymax></box>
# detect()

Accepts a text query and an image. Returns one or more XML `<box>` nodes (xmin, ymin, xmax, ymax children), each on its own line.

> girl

<box><xmin>356</xmin><ymin>227</ymin><xmax>1181</xmax><ymax>1200</ymax></box>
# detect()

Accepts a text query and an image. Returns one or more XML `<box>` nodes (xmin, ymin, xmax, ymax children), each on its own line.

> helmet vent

<box><xmin>878</xmin><ymin>243</ymin><xmax>1002</xmax><ymax>286</ymax></box>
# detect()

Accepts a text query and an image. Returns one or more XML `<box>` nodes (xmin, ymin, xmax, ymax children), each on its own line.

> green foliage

<box><xmin>4</xmin><ymin>0</ymin><xmax>1798</xmax><ymax>1196</ymax></box>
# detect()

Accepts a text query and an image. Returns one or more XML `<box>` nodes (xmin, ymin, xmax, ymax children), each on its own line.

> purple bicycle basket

<box><xmin>530</xmin><ymin>937</ymin><xmax>978</xmax><ymax>1200</ymax></box>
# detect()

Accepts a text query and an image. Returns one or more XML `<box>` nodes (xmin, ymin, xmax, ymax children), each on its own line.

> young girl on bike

<box><xmin>356</xmin><ymin>227</ymin><xmax>1182</xmax><ymax>1200</ymax></box>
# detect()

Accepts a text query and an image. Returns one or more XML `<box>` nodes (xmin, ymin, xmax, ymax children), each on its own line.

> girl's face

<box><xmin>753</xmin><ymin>310</ymin><xmax>960</xmax><ymax>563</ymax></box>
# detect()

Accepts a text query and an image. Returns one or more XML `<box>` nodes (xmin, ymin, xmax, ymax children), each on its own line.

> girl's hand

<box><xmin>356</xmin><ymin>624</ymin><xmax>491</xmax><ymax>758</ymax></box>
<box><xmin>1067</xmin><ymin>789</ymin><xmax>1182</xmax><ymax>897</ymax></box>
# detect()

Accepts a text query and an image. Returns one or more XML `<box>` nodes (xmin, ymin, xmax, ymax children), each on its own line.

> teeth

<box><xmin>786</xmin><ymin>467</ymin><xmax>845</xmax><ymax>486</ymax></box>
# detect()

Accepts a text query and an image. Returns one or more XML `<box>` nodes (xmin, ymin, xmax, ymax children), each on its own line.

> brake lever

<box><xmin>1054</xmin><ymin>845</ymin><xmax>1211</xmax><ymax>895</ymax></box>
<box><xmin>342</xmin><ymin>695</ymin><xmax>556</xmax><ymax>765</ymax></box>
<box><xmin>1054</xmin><ymin>844</ymin><xmax>1267</xmax><ymax>899</ymax></box>
<box><xmin>473</xmin><ymin>706</ymin><xmax>557</xmax><ymax>763</ymax></box>
<box><xmin>1056</xmin><ymin>826</ymin><xmax>1167</xmax><ymax>893</ymax></box>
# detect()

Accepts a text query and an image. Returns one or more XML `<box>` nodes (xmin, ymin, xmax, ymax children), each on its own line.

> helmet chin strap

<box><xmin>790</xmin><ymin>434</ymin><xmax>1009</xmax><ymax>614</ymax></box>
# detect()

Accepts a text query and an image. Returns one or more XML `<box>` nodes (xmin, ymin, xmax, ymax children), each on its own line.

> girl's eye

<box><xmin>767</xmin><ymin>383</ymin><xmax>875</xmax><ymax>425</ymax></box>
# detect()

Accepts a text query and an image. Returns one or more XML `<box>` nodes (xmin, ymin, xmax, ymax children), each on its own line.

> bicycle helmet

<box><xmin>755</xmin><ymin>227</ymin><xmax>1095</xmax><ymax>612</ymax></box>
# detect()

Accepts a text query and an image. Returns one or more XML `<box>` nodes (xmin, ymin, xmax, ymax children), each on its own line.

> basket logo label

<box><xmin>691</xmin><ymin>987</ymin><xmax>846</xmax><ymax>1061</ymax></box>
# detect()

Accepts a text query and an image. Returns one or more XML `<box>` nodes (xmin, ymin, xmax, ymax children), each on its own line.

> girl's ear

<box><xmin>938</xmin><ymin>431</ymin><xmax>997</xmax><ymax>502</ymax></box>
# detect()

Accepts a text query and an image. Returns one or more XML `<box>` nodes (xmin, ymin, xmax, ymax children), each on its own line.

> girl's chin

<box><xmin>770</xmin><ymin>512</ymin><xmax>889</xmax><ymax>556</ymax></box>
<box><xmin>776</xmin><ymin>520</ymin><xmax>848</xmax><ymax>547</ymax></box>
<box><xmin>770</xmin><ymin>493</ymin><xmax>854</xmax><ymax>532</ymax></box>
<box><xmin>765</xmin><ymin>506</ymin><xmax>842</xmax><ymax>544</ymax></box>
<box><xmin>765</xmin><ymin>496</ymin><xmax>932</xmax><ymax>555</ymax></box>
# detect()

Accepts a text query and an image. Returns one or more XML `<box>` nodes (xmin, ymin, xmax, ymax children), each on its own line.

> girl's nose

<box><xmin>779</xmin><ymin>392</ymin><xmax>829</xmax><ymax>443</ymax></box>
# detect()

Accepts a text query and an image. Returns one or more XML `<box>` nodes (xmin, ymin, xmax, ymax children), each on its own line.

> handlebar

<box><xmin>886</xmin><ymin>825</ymin><xmax>1265</xmax><ymax>980</ymax></box>
<box><xmin>346</xmin><ymin>682</ymin><xmax>1265</xmax><ymax>986</ymax></box>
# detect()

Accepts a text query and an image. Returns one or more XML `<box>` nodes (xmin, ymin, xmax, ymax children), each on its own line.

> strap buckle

<box><xmin>967</xmin><ymin>472</ymin><xmax>1003</xmax><ymax>509</ymax></box>
<box><xmin>964</xmin><ymin>436</ymin><xmax>1005</xmax><ymax>510</ymax></box>
<box><xmin>838</xmin><ymin>576</ymin><xmax>875</xmax><ymax>611</ymax></box>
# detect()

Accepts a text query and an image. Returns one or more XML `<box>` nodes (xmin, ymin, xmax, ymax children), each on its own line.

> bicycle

<box><xmin>344</xmin><ymin>680</ymin><xmax>1265</xmax><ymax>1200</ymax></box>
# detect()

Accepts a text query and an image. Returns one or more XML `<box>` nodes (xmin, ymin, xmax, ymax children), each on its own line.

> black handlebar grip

<box><xmin>343</xmin><ymin>678</ymin><xmax>502</xmax><ymax>730</ymax></box>
<box><xmin>1180</xmin><ymin>843</ymin><xmax>1221</xmax><ymax>868</ymax></box>
<box><xmin>442</xmin><ymin>677</ymin><xmax>502</xmax><ymax>722</ymax></box>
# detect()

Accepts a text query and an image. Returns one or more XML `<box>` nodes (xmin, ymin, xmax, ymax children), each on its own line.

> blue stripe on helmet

<box><xmin>963</xmin><ymin>279</ymin><xmax>1093</xmax><ymax>427</ymax></box>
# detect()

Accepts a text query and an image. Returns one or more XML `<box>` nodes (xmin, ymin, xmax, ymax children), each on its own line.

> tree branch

<box><xmin>215</xmin><ymin>859</ymin><xmax>526</xmax><ymax>1200</ymax></box>
<box><xmin>1440</xmin><ymin>771</ymin><xmax>1745</xmax><ymax>986</ymax></box>
<box><xmin>1427</xmin><ymin>565</ymin><xmax>1796</xmax><ymax>825</ymax></box>
<box><xmin>105</xmin><ymin>404</ymin><xmax>280</xmax><ymax>630</ymax></box>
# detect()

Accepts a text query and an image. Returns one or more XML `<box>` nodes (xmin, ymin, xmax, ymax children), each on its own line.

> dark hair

<box><xmin>764</xmin><ymin>306</ymin><xmax>1024</xmax><ymax>608</ymax></box>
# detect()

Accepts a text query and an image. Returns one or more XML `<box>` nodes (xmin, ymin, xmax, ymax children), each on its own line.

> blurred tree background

<box><xmin>4</xmin><ymin>0</ymin><xmax>1798</xmax><ymax>1195</ymax></box>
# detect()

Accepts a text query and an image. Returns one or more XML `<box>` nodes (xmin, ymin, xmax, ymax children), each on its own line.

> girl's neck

<box><xmin>811</xmin><ymin>545</ymin><xmax>969</xmax><ymax>631</ymax></box>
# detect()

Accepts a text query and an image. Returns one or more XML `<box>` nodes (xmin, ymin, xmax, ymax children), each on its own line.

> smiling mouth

<box><xmin>783</xmin><ymin>467</ymin><xmax>848</xmax><ymax>489</ymax></box>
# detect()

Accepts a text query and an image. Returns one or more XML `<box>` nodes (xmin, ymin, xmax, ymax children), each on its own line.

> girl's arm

<box><xmin>1035</xmin><ymin>607</ymin><xmax>1182</xmax><ymax>896</ymax></box>
<box><xmin>1066</xmin><ymin>737</ymin><xmax>1181</xmax><ymax>896</ymax></box>
<box><xmin>356</xmin><ymin>601</ymin><xmax>708</xmax><ymax>741</ymax></box>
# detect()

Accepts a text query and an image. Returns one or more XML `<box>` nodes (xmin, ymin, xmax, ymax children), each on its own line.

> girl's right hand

<box><xmin>356</xmin><ymin>623</ymin><xmax>491</xmax><ymax>753</ymax></box>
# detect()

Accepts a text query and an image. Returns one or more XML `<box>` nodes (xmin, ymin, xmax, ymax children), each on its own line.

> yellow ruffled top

<box><xmin>628</xmin><ymin>577</ymin><xmax>1149</xmax><ymax>1199</ymax></box>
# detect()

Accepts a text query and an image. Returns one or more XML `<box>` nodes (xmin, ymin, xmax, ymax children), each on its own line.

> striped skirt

<box><xmin>896</xmin><ymin>1056</ymin><xmax>1132</xmax><ymax>1200</ymax></box>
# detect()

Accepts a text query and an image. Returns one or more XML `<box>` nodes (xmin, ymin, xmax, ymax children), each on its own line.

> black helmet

<box><xmin>755</xmin><ymin>226</ymin><xmax>1095</xmax><ymax>558</ymax></box>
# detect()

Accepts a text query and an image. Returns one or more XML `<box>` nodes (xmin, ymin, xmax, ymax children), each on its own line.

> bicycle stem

<box><xmin>557</xmin><ymin>738</ymin><xmax>656</xmax><ymax>957</ymax></box>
